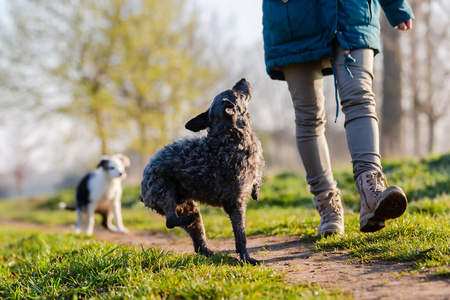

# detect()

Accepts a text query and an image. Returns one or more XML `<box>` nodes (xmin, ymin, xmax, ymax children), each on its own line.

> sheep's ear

<box><xmin>185</xmin><ymin>110</ymin><xmax>211</xmax><ymax>132</ymax></box>
<box><xmin>223</xmin><ymin>99</ymin><xmax>235</xmax><ymax>116</ymax></box>
<box><xmin>225</xmin><ymin>107</ymin><xmax>234</xmax><ymax>115</ymax></box>
<box><xmin>232</xmin><ymin>78</ymin><xmax>252</xmax><ymax>98</ymax></box>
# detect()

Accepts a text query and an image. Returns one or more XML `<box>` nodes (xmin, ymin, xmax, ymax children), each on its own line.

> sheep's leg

<box><xmin>149</xmin><ymin>182</ymin><xmax>198</xmax><ymax>229</ymax></box>
<box><xmin>177</xmin><ymin>200</ymin><xmax>213</xmax><ymax>256</ymax></box>
<box><xmin>163</xmin><ymin>192</ymin><xmax>198</xmax><ymax>229</ymax></box>
<box><xmin>251</xmin><ymin>170</ymin><xmax>265</xmax><ymax>201</ymax></box>
<box><xmin>226</xmin><ymin>202</ymin><xmax>259</xmax><ymax>265</ymax></box>
<box><xmin>166</xmin><ymin>210</ymin><xmax>199</xmax><ymax>229</ymax></box>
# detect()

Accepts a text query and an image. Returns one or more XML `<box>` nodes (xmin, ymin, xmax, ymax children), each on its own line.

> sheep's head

<box><xmin>185</xmin><ymin>78</ymin><xmax>252</xmax><ymax>133</ymax></box>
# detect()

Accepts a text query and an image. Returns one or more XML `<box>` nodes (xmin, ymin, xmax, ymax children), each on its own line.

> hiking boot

<box><xmin>314</xmin><ymin>189</ymin><xmax>344</xmax><ymax>236</ymax></box>
<box><xmin>356</xmin><ymin>170</ymin><xmax>407</xmax><ymax>232</ymax></box>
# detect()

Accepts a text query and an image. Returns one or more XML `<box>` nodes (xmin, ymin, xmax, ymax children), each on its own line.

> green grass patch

<box><xmin>435</xmin><ymin>267</ymin><xmax>450</xmax><ymax>277</ymax></box>
<box><xmin>0</xmin><ymin>226</ymin><xmax>342</xmax><ymax>299</ymax></box>
<box><xmin>314</xmin><ymin>212</ymin><xmax>450</xmax><ymax>270</ymax></box>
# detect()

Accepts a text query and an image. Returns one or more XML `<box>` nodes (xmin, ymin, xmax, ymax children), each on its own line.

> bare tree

<box><xmin>381</xmin><ymin>16</ymin><xmax>404</xmax><ymax>157</ymax></box>
<box><xmin>406</xmin><ymin>0</ymin><xmax>449</xmax><ymax>155</ymax></box>
<box><xmin>421</xmin><ymin>0</ymin><xmax>448</xmax><ymax>153</ymax></box>
<box><xmin>408</xmin><ymin>0</ymin><xmax>424</xmax><ymax>157</ymax></box>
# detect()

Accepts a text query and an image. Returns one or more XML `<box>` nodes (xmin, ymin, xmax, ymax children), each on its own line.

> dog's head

<box><xmin>185</xmin><ymin>78</ymin><xmax>252</xmax><ymax>133</ymax></box>
<box><xmin>97</xmin><ymin>154</ymin><xmax>131</xmax><ymax>179</ymax></box>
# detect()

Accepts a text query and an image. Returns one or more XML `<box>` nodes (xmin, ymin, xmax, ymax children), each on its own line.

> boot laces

<box><xmin>366</xmin><ymin>171</ymin><xmax>388</xmax><ymax>196</ymax></box>
<box><xmin>317</xmin><ymin>190</ymin><xmax>341</xmax><ymax>222</ymax></box>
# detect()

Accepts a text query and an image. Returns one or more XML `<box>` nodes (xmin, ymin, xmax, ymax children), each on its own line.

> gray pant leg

<box><xmin>333</xmin><ymin>45</ymin><xmax>382</xmax><ymax>179</ymax></box>
<box><xmin>283</xmin><ymin>61</ymin><xmax>337</xmax><ymax>195</ymax></box>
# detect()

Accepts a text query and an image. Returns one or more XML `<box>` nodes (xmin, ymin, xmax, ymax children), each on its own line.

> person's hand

<box><xmin>396</xmin><ymin>19</ymin><xmax>412</xmax><ymax>31</ymax></box>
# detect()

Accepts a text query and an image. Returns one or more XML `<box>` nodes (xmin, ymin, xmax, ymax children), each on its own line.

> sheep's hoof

<box><xmin>199</xmin><ymin>247</ymin><xmax>215</xmax><ymax>257</ymax></box>
<box><xmin>240</xmin><ymin>255</ymin><xmax>260</xmax><ymax>266</ymax></box>
<box><xmin>166</xmin><ymin>220</ymin><xmax>174</xmax><ymax>229</ymax></box>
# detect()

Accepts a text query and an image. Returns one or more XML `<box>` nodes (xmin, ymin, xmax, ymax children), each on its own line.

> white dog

<box><xmin>60</xmin><ymin>154</ymin><xmax>131</xmax><ymax>235</ymax></box>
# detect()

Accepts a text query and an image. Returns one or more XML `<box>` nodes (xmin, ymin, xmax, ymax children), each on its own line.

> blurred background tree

<box><xmin>1</xmin><ymin>0</ymin><xmax>222</xmax><ymax>174</ymax></box>
<box><xmin>111</xmin><ymin>0</ymin><xmax>219</xmax><ymax>166</ymax></box>
<box><xmin>398</xmin><ymin>0</ymin><xmax>449</xmax><ymax>156</ymax></box>
<box><xmin>381</xmin><ymin>15</ymin><xmax>404</xmax><ymax>157</ymax></box>
<box><xmin>0</xmin><ymin>0</ymin><xmax>449</xmax><ymax>197</ymax></box>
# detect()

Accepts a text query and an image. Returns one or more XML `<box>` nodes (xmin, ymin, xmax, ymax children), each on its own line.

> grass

<box><xmin>312</xmin><ymin>154</ymin><xmax>450</xmax><ymax>272</ymax></box>
<box><xmin>314</xmin><ymin>213</ymin><xmax>450</xmax><ymax>269</ymax></box>
<box><xmin>0</xmin><ymin>153</ymin><xmax>449</xmax><ymax>298</ymax></box>
<box><xmin>0</xmin><ymin>227</ymin><xmax>340</xmax><ymax>299</ymax></box>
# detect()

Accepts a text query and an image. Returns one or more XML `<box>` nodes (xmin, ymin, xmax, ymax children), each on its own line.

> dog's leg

<box><xmin>74</xmin><ymin>208</ymin><xmax>83</xmax><ymax>234</ymax></box>
<box><xmin>96</xmin><ymin>209</ymin><xmax>120</xmax><ymax>232</ymax></box>
<box><xmin>177</xmin><ymin>200</ymin><xmax>213</xmax><ymax>256</ymax></box>
<box><xmin>95</xmin><ymin>208</ymin><xmax>118</xmax><ymax>231</ymax></box>
<box><xmin>98</xmin><ymin>210</ymin><xmax>110</xmax><ymax>229</ymax></box>
<box><xmin>112</xmin><ymin>198</ymin><xmax>128</xmax><ymax>233</ymax></box>
<box><xmin>84</xmin><ymin>205</ymin><xmax>96</xmax><ymax>236</ymax></box>
<box><xmin>105</xmin><ymin>212</ymin><xmax>118</xmax><ymax>231</ymax></box>
<box><xmin>225</xmin><ymin>202</ymin><xmax>259</xmax><ymax>265</ymax></box>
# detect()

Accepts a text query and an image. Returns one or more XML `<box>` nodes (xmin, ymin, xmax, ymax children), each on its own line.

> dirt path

<box><xmin>4</xmin><ymin>220</ymin><xmax>450</xmax><ymax>299</ymax></box>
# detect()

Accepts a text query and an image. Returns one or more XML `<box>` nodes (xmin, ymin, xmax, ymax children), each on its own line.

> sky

<box><xmin>194</xmin><ymin>0</ymin><xmax>263</xmax><ymax>47</ymax></box>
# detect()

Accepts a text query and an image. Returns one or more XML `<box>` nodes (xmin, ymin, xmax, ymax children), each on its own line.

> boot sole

<box><xmin>318</xmin><ymin>228</ymin><xmax>344</xmax><ymax>237</ymax></box>
<box><xmin>360</xmin><ymin>187</ymin><xmax>407</xmax><ymax>233</ymax></box>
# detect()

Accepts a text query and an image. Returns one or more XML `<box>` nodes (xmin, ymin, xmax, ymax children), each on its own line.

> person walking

<box><xmin>262</xmin><ymin>0</ymin><xmax>414</xmax><ymax>235</ymax></box>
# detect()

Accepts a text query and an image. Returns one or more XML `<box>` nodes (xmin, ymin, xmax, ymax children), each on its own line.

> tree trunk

<box><xmin>427</xmin><ymin>115</ymin><xmax>435</xmax><ymax>154</ymax></box>
<box><xmin>424</xmin><ymin>0</ymin><xmax>435</xmax><ymax>155</ymax></box>
<box><xmin>381</xmin><ymin>17</ymin><xmax>404</xmax><ymax>157</ymax></box>
<box><xmin>409</xmin><ymin>0</ymin><xmax>422</xmax><ymax>157</ymax></box>
<box><xmin>412</xmin><ymin>95</ymin><xmax>422</xmax><ymax>157</ymax></box>
<box><xmin>14</xmin><ymin>164</ymin><xmax>25</xmax><ymax>197</ymax></box>
<box><xmin>137</xmin><ymin>119</ymin><xmax>148</xmax><ymax>168</ymax></box>
<box><xmin>94</xmin><ymin>108</ymin><xmax>109</xmax><ymax>155</ymax></box>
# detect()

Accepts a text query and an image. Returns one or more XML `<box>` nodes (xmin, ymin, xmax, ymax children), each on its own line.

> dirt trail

<box><xmin>4</xmin><ymin>220</ymin><xmax>450</xmax><ymax>299</ymax></box>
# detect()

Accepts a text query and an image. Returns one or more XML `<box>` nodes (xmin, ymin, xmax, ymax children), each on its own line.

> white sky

<box><xmin>194</xmin><ymin>0</ymin><xmax>263</xmax><ymax>47</ymax></box>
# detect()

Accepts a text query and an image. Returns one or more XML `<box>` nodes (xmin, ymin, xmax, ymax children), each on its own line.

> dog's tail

<box><xmin>58</xmin><ymin>202</ymin><xmax>77</xmax><ymax>211</ymax></box>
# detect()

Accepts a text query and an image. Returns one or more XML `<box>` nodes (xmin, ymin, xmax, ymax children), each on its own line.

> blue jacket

<box><xmin>263</xmin><ymin>0</ymin><xmax>414</xmax><ymax>80</ymax></box>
